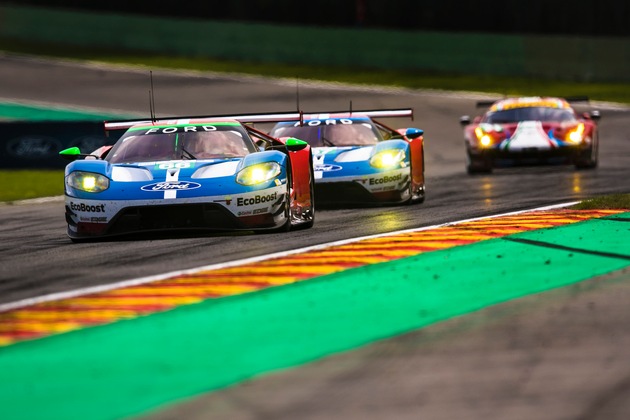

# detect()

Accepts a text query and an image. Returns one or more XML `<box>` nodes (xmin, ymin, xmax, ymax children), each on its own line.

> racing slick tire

<box><xmin>263</xmin><ymin>188</ymin><xmax>292</xmax><ymax>233</ymax></box>
<box><xmin>293</xmin><ymin>162</ymin><xmax>316</xmax><ymax>230</ymax></box>
<box><xmin>466</xmin><ymin>158</ymin><xmax>493</xmax><ymax>175</ymax></box>
<box><xmin>574</xmin><ymin>146</ymin><xmax>598</xmax><ymax>170</ymax></box>
<box><xmin>405</xmin><ymin>179</ymin><xmax>425</xmax><ymax>205</ymax></box>
<box><xmin>466</xmin><ymin>149</ymin><xmax>492</xmax><ymax>175</ymax></box>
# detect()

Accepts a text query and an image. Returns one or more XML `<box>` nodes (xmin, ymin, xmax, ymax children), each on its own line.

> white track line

<box><xmin>0</xmin><ymin>201</ymin><xmax>579</xmax><ymax>313</ymax></box>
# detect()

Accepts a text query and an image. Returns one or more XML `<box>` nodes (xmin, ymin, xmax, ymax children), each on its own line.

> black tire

<box><xmin>466</xmin><ymin>152</ymin><xmax>492</xmax><ymax>174</ymax></box>
<box><xmin>255</xmin><ymin>189</ymin><xmax>290</xmax><ymax>234</ymax></box>
<box><xmin>290</xmin><ymin>152</ymin><xmax>316</xmax><ymax>230</ymax></box>
<box><xmin>575</xmin><ymin>146</ymin><xmax>598</xmax><ymax>170</ymax></box>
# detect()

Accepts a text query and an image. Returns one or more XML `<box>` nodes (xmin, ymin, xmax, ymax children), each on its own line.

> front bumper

<box><xmin>315</xmin><ymin>168</ymin><xmax>411</xmax><ymax>204</ymax></box>
<box><xmin>469</xmin><ymin>144</ymin><xmax>589</xmax><ymax>166</ymax></box>
<box><xmin>65</xmin><ymin>186</ymin><xmax>287</xmax><ymax>239</ymax></box>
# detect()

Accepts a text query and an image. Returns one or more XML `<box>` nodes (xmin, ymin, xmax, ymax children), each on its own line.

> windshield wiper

<box><xmin>181</xmin><ymin>147</ymin><xmax>196</xmax><ymax>160</ymax></box>
<box><xmin>321</xmin><ymin>136</ymin><xmax>336</xmax><ymax>147</ymax></box>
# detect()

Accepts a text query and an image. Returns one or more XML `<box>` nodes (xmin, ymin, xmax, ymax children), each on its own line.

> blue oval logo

<box><xmin>314</xmin><ymin>164</ymin><xmax>342</xmax><ymax>172</ymax></box>
<box><xmin>140</xmin><ymin>181</ymin><xmax>202</xmax><ymax>192</ymax></box>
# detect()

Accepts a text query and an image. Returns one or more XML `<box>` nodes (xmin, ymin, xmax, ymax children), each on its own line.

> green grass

<box><xmin>0</xmin><ymin>170</ymin><xmax>64</xmax><ymax>202</ymax></box>
<box><xmin>2</xmin><ymin>37</ymin><xmax>630</xmax><ymax>104</ymax></box>
<box><xmin>570</xmin><ymin>194</ymin><xmax>630</xmax><ymax>210</ymax></box>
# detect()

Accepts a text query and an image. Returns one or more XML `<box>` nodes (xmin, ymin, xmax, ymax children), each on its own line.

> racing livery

<box><xmin>269</xmin><ymin>109</ymin><xmax>425</xmax><ymax>205</ymax></box>
<box><xmin>60</xmin><ymin>113</ymin><xmax>315</xmax><ymax>241</ymax></box>
<box><xmin>460</xmin><ymin>96</ymin><xmax>601</xmax><ymax>174</ymax></box>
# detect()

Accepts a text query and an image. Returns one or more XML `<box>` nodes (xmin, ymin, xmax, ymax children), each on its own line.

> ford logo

<box><xmin>7</xmin><ymin>136</ymin><xmax>62</xmax><ymax>159</ymax></box>
<box><xmin>140</xmin><ymin>181</ymin><xmax>201</xmax><ymax>191</ymax></box>
<box><xmin>314</xmin><ymin>164</ymin><xmax>342</xmax><ymax>172</ymax></box>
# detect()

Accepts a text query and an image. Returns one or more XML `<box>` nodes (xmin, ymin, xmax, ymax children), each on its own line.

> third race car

<box><xmin>460</xmin><ymin>96</ymin><xmax>600</xmax><ymax>174</ymax></box>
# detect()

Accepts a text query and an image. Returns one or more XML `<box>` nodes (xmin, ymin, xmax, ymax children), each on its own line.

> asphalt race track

<box><xmin>1</xmin><ymin>54</ymin><xmax>630</xmax><ymax>419</ymax></box>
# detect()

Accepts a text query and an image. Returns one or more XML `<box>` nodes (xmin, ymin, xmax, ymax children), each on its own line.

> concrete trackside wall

<box><xmin>0</xmin><ymin>5</ymin><xmax>629</xmax><ymax>82</ymax></box>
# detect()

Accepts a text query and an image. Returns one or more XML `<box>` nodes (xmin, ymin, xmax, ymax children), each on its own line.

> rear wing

<box><xmin>103</xmin><ymin>108</ymin><xmax>414</xmax><ymax>134</ymax></box>
<box><xmin>299</xmin><ymin>108</ymin><xmax>413</xmax><ymax>120</ymax></box>
<box><xmin>103</xmin><ymin>111</ymin><xmax>305</xmax><ymax>132</ymax></box>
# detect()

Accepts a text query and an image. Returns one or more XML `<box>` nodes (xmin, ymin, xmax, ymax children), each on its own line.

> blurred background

<box><xmin>5</xmin><ymin>0</ymin><xmax>630</xmax><ymax>36</ymax></box>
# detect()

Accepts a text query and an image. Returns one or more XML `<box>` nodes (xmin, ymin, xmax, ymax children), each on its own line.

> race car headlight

<box><xmin>236</xmin><ymin>162</ymin><xmax>281</xmax><ymax>186</ymax></box>
<box><xmin>566</xmin><ymin>123</ymin><xmax>585</xmax><ymax>144</ymax></box>
<box><xmin>67</xmin><ymin>171</ymin><xmax>109</xmax><ymax>193</ymax></box>
<box><xmin>475</xmin><ymin>127</ymin><xmax>493</xmax><ymax>148</ymax></box>
<box><xmin>369</xmin><ymin>149</ymin><xmax>405</xmax><ymax>169</ymax></box>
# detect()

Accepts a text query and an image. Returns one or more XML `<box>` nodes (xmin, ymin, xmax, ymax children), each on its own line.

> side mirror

<box><xmin>404</xmin><ymin>127</ymin><xmax>424</xmax><ymax>139</ymax></box>
<box><xmin>59</xmin><ymin>147</ymin><xmax>101</xmax><ymax>161</ymax></box>
<box><xmin>286</xmin><ymin>137</ymin><xmax>308</xmax><ymax>152</ymax></box>
<box><xmin>59</xmin><ymin>146</ymin><xmax>82</xmax><ymax>161</ymax></box>
<box><xmin>460</xmin><ymin>115</ymin><xmax>471</xmax><ymax>126</ymax></box>
<box><xmin>590</xmin><ymin>110</ymin><xmax>601</xmax><ymax>121</ymax></box>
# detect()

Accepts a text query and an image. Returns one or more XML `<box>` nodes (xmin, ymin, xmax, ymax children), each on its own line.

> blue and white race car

<box><xmin>269</xmin><ymin>109</ymin><xmax>425</xmax><ymax>205</ymax></box>
<box><xmin>60</xmin><ymin>113</ymin><xmax>315</xmax><ymax>241</ymax></box>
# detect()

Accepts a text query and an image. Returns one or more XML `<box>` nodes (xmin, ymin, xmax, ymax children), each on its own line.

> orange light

<box><xmin>567</xmin><ymin>123</ymin><xmax>585</xmax><ymax>143</ymax></box>
<box><xmin>475</xmin><ymin>127</ymin><xmax>493</xmax><ymax>147</ymax></box>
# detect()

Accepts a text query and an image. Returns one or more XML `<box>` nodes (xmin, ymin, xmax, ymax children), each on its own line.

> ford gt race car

<box><xmin>60</xmin><ymin>113</ymin><xmax>315</xmax><ymax>241</ymax></box>
<box><xmin>268</xmin><ymin>109</ymin><xmax>425</xmax><ymax>205</ymax></box>
<box><xmin>460</xmin><ymin>96</ymin><xmax>600</xmax><ymax>174</ymax></box>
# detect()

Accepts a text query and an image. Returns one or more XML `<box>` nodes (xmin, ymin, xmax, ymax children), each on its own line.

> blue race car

<box><xmin>268</xmin><ymin>109</ymin><xmax>425</xmax><ymax>205</ymax></box>
<box><xmin>60</xmin><ymin>113</ymin><xmax>315</xmax><ymax>241</ymax></box>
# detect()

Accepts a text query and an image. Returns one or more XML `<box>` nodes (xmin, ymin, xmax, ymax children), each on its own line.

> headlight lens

<box><xmin>236</xmin><ymin>162</ymin><xmax>281</xmax><ymax>185</ymax></box>
<box><xmin>67</xmin><ymin>171</ymin><xmax>109</xmax><ymax>192</ymax></box>
<box><xmin>566</xmin><ymin>123</ymin><xmax>585</xmax><ymax>143</ymax></box>
<box><xmin>369</xmin><ymin>149</ymin><xmax>405</xmax><ymax>169</ymax></box>
<box><xmin>475</xmin><ymin>127</ymin><xmax>493</xmax><ymax>147</ymax></box>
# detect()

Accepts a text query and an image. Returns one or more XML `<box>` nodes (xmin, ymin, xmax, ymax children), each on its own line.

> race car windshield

<box><xmin>483</xmin><ymin>107</ymin><xmax>576</xmax><ymax>124</ymax></box>
<box><xmin>271</xmin><ymin>120</ymin><xmax>381</xmax><ymax>147</ymax></box>
<box><xmin>107</xmin><ymin>125</ymin><xmax>257</xmax><ymax>163</ymax></box>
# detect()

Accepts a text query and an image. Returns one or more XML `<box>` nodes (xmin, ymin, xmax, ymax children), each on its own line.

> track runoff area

<box><xmin>1</xmin><ymin>204</ymin><xmax>629</xmax><ymax>419</ymax></box>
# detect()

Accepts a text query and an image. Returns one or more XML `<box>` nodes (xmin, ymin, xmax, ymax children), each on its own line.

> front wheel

<box><xmin>575</xmin><ymin>146</ymin><xmax>598</xmax><ymax>170</ymax></box>
<box><xmin>466</xmin><ymin>152</ymin><xmax>492</xmax><ymax>174</ymax></box>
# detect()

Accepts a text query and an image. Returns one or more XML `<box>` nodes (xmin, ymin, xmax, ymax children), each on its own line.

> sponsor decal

<box><xmin>90</xmin><ymin>217</ymin><xmax>107</xmax><ymax>223</ymax></box>
<box><xmin>156</xmin><ymin>161</ymin><xmax>194</xmax><ymax>170</ymax></box>
<box><xmin>214</xmin><ymin>196</ymin><xmax>233</xmax><ymax>205</ymax></box>
<box><xmin>237</xmin><ymin>211</ymin><xmax>252</xmax><ymax>216</ymax></box>
<box><xmin>140</xmin><ymin>181</ymin><xmax>201</xmax><ymax>192</ymax></box>
<box><xmin>314</xmin><ymin>164</ymin><xmax>342</xmax><ymax>172</ymax></box>
<box><xmin>70</xmin><ymin>202</ymin><xmax>106</xmax><ymax>213</ymax></box>
<box><xmin>369</xmin><ymin>173</ymin><xmax>402</xmax><ymax>185</ymax></box>
<box><xmin>6</xmin><ymin>136</ymin><xmax>62</xmax><ymax>159</ymax></box>
<box><xmin>144</xmin><ymin>125</ymin><xmax>218</xmax><ymax>135</ymax></box>
<box><xmin>293</xmin><ymin>119</ymin><xmax>353</xmax><ymax>127</ymax></box>
<box><xmin>253</xmin><ymin>207</ymin><xmax>268</xmax><ymax>214</ymax></box>
<box><xmin>237</xmin><ymin>192</ymin><xmax>278</xmax><ymax>207</ymax></box>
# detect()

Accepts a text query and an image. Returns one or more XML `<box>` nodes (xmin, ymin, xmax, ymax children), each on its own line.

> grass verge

<box><xmin>570</xmin><ymin>194</ymin><xmax>630</xmax><ymax>210</ymax></box>
<box><xmin>2</xmin><ymin>37</ymin><xmax>630</xmax><ymax>104</ymax></box>
<box><xmin>0</xmin><ymin>170</ymin><xmax>64</xmax><ymax>202</ymax></box>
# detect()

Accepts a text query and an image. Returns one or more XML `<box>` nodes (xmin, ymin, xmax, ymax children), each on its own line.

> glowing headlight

<box><xmin>67</xmin><ymin>171</ymin><xmax>109</xmax><ymax>193</ymax></box>
<box><xmin>475</xmin><ymin>127</ymin><xmax>493</xmax><ymax>148</ymax></box>
<box><xmin>567</xmin><ymin>123</ymin><xmax>585</xmax><ymax>144</ymax></box>
<box><xmin>369</xmin><ymin>149</ymin><xmax>405</xmax><ymax>169</ymax></box>
<box><xmin>236</xmin><ymin>162</ymin><xmax>281</xmax><ymax>186</ymax></box>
